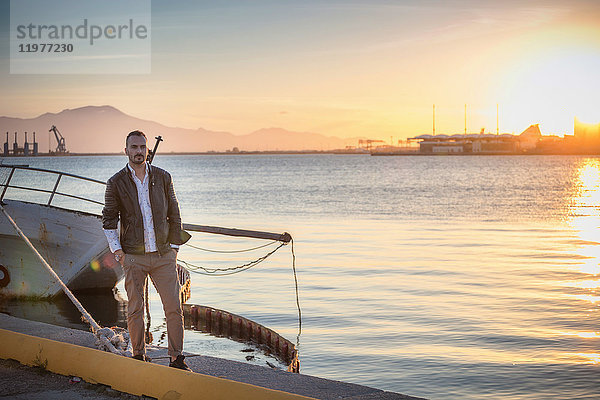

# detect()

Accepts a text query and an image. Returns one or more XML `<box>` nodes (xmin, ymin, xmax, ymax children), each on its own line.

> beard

<box><xmin>129</xmin><ymin>153</ymin><xmax>146</xmax><ymax>165</ymax></box>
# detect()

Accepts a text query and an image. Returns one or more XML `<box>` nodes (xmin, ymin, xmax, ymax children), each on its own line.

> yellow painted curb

<box><xmin>0</xmin><ymin>328</ymin><xmax>313</xmax><ymax>400</ymax></box>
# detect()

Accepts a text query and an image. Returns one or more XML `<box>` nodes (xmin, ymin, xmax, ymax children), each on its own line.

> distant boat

<box><xmin>0</xmin><ymin>165</ymin><xmax>122</xmax><ymax>298</ymax></box>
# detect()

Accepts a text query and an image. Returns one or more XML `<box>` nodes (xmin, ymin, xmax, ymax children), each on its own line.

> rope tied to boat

<box><xmin>0</xmin><ymin>202</ymin><xmax>133</xmax><ymax>357</ymax></box>
<box><xmin>180</xmin><ymin>236</ymin><xmax>302</xmax><ymax>351</ymax></box>
<box><xmin>178</xmin><ymin>241</ymin><xmax>287</xmax><ymax>276</ymax></box>
<box><xmin>185</xmin><ymin>240</ymin><xmax>279</xmax><ymax>254</ymax></box>
<box><xmin>142</xmin><ymin>234</ymin><xmax>302</xmax><ymax>352</ymax></box>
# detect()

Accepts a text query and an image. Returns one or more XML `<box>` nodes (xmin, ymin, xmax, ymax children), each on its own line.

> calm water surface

<box><xmin>2</xmin><ymin>154</ymin><xmax>599</xmax><ymax>400</ymax></box>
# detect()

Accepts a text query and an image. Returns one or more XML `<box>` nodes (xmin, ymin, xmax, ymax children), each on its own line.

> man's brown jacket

<box><xmin>102</xmin><ymin>164</ymin><xmax>190</xmax><ymax>255</ymax></box>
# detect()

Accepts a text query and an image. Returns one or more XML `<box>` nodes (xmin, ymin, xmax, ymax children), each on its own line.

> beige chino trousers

<box><xmin>123</xmin><ymin>250</ymin><xmax>183</xmax><ymax>358</ymax></box>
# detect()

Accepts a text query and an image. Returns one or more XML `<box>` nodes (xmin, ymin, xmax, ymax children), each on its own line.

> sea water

<box><xmin>1</xmin><ymin>154</ymin><xmax>599</xmax><ymax>400</ymax></box>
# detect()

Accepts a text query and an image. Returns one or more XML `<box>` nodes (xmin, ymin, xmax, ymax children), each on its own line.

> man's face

<box><xmin>125</xmin><ymin>135</ymin><xmax>147</xmax><ymax>165</ymax></box>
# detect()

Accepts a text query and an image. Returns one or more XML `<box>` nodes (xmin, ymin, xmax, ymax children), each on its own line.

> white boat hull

<box><xmin>0</xmin><ymin>200</ymin><xmax>123</xmax><ymax>298</ymax></box>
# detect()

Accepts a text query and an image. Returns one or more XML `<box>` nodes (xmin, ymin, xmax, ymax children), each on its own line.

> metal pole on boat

<box><xmin>0</xmin><ymin>203</ymin><xmax>101</xmax><ymax>333</ymax></box>
<box><xmin>182</xmin><ymin>223</ymin><xmax>292</xmax><ymax>243</ymax></box>
<box><xmin>147</xmin><ymin>135</ymin><xmax>163</xmax><ymax>164</ymax></box>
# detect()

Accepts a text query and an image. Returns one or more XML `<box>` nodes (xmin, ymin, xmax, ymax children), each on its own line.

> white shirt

<box><xmin>104</xmin><ymin>163</ymin><xmax>178</xmax><ymax>253</ymax></box>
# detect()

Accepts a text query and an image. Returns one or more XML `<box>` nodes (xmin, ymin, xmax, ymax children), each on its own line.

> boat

<box><xmin>0</xmin><ymin>165</ymin><xmax>122</xmax><ymax>297</ymax></box>
<box><xmin>0</xmin><ymin>164</ymin><xmax>292</xmax><ymax>298</ymax></box>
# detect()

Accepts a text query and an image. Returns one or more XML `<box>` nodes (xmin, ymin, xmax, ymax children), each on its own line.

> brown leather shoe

<box><xmin>132</xmin><ymin>354</ymin><xmax>152</xmax><ymax>362</ymax></box>
<box><xmin>169</xmin><ymin>355</ymin><xmax>192</xmax><ymax>371</ymax></box>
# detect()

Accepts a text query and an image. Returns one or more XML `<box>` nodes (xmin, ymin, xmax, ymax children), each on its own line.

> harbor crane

<box><xmin>358</xmin><ymin>139</ymin><xmax>385</xmax><ymax>151</ymax></box>
<box><xmin>49</xmin><ymin>125</ymin><xmax>67</xmax><ymax>154</ymax></box>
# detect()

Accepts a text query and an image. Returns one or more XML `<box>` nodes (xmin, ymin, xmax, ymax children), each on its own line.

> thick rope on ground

<box><xmin>96</xmin><ymin>327</ymin><xmax>133</xmax><ymax>357</ymax></box>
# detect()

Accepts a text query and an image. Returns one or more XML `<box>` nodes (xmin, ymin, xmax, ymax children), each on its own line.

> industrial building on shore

<box><xmin>402</xmin><ymin>118</ymin><xmax>600</xmax><ymax>155</ymax></box>
<box><xmin>407</xmin><ymin>124</ymin><xmax>542</xmax><ymax>154</ymax></box>
<box><xmin>2</xmin><ymin>126</ymin><xmax>68</xmax><ymax>157</ymax></box>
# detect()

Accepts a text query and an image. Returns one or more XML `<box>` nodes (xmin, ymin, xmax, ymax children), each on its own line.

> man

<box><xmin>102</xmin><ymin>130</ymin><xmax>191</xmax><ymax>371</ymax></box>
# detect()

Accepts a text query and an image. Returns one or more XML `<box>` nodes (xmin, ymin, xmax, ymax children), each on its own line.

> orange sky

<box><xmin>1</xmin><ymin>1</ymin><xmax>599</xmax><ymax>140</ymax></box>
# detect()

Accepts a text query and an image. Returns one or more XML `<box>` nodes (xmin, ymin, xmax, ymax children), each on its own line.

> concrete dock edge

<box><xmin>0</xmin><ymin>314</ymin><xmax>423</xmax><ymax>399</ymax></box>
<box><xmin>0</xmin><ymin>328</ymin><xmax>313</xmax><ymax>400</ymax></box>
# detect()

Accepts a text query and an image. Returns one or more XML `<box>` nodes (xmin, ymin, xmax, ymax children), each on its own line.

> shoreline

<box><xmin>2</xmin><ymin>150</ymin><xmax>600</xmax><ymax>157</ymax></box>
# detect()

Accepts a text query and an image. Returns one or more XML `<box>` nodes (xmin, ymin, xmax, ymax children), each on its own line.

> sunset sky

<box><xmin>1</xmin><ymin>0</ymin><xmax>599</xmax><ymax>141</ymax></box>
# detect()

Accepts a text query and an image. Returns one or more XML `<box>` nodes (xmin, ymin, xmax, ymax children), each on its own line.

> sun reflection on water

<box><xmin>572</xmin><ymin>159</ymin><xmax>600</xmax><ymax>207</ymax></box>
<box><xmin>572</xmin><ymin>294</ymin><xmax>600</xmax><ymax>303</ymax></box>
<box><xmin>570</xmin><ymin>353</ymin><xmax>600</xmax><ymax>364</ymax></box>
<box><xmin>575</xmin><ymin>332</ymin><xmax>600</xmax><ymax>339</ymax></box>
<box><xmin>562</xmin><ymin>280</ymin><xmax>600</xmax><ymax>289</ymax></box>
<box><xmin>557</xmin><ymin>159</ymin><xmax>600</xmax><ymax>366</ymax></box>
<box><xmin>568</xmin><ymin>159</ymin><xmax>600</xmax><ymax>276</ymax></box>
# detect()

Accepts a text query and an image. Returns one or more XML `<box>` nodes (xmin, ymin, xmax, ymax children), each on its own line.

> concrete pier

<box><xmin>0</xmin><ymin>358</ymin><xmax>138</xmax><ymax>400</ymax></box>
<box><xmin>0</xmin><ymin>314</ymin><xmax>424</xmax><ymax>400</ymax></box>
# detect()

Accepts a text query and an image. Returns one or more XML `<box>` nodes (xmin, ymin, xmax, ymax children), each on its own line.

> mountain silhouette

<box><xmin>0</xmin><ymin>106</ymin><xmax>362</xmax><ymax>153</ymax></box>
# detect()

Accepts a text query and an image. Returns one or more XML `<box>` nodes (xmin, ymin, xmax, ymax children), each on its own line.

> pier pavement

<box><xmin>0</xmin><ymin>313</ymin><xmax>424</xmax><ymax>400</ymax></box>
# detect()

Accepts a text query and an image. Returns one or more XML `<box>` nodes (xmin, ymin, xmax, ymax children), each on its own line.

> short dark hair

<box><xmin>126</xmin><ymin>130</ymin><xmax>147</xmax><ymax>146</ymax></box>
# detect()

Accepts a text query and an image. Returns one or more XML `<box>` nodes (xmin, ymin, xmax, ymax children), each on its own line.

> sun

<box><xmin>496</xmin><ymin>42</ymin><xmax>600</xmax><ymax>135</ymax></box>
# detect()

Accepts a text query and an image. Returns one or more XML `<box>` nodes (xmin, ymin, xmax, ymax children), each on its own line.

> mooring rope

<box><xmin>290</xmin><ymin>238</ymin><xmax>302</xmax><ymax>350</ymax></box>
<box><xmin>179</xmin><ymin>238</ymin><xmax>303</xmax><ymax>350</ymax></box>
<box><xmin>179</xmin><ymin>242</ymin><xmax>287</xmax><ymax>276</ymax></box>
<box><xmin>145</xmin><ymin>279</ymin><xmax>152</xmax><ymax>345</ymax></box>
<box><xmin>185</xmin><ymin>240</ymin><xmax>278</xmax><ymax>253</ymax></box>
<box><xmin>0</xmin><ymin>203</ymin><xmax>132</xmax><ymax>357</ymax></box>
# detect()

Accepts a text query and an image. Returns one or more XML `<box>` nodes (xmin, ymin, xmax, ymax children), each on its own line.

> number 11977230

<box><xmin>18</xmin><ymin>43</ymin><xmax>73</xmax><ymax>52</ymax></box>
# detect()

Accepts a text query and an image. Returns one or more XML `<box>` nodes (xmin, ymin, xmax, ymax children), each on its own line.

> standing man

<box><xmin>102</xmin><ymin>130</ymin><xmax>191</xmax><ymax>370</ymax></box>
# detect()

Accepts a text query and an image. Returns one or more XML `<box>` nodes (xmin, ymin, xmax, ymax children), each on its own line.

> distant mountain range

<box><xmin>0</xmin><ymin>106</ymin><xmax>363</xmax><ymax>153</ymax></box>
